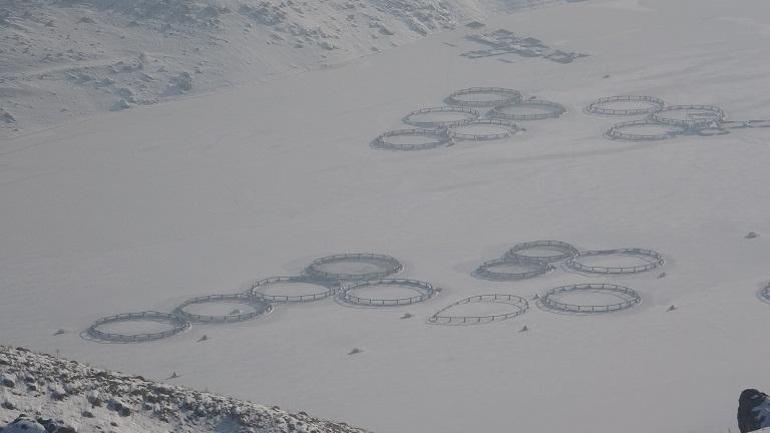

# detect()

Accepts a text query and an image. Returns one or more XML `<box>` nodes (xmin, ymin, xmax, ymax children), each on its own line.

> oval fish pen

<box><xmin>338</xmin><ymin>279</ymin><xmax>436</xmax><ymax>307</ymax></box>
<box><xmin>87</xmin><ymin>311</ymin><xmax>191</xmax><ymax>343</ymax></box>
<box><xmin>249</xmin><ymin>276</ymin><xmax>337</xmax><ymax>303</ymax></box>
<box><xmin>472</xmin><ymin>257</ymin><xmax>552</xmax><ymax>281</ymax></box>
<box><xmin>488</xmin><ymin>99</ymin><xmax>566</xmax><ymax>121</ymax></box>
<box><xmin>372</xmin><ymin>128</ymin><xmax>450</xmax><ymax>151</ymax></box>
<box><xmin>605</xmin><ymin>119</ymin><xmax>687</xmax><ymax>141</ymax></box>
<box><xmin>305</xmin><ymin>253</ymin><xmax>403</xmax><ymax>282</ymax></box>
<box><xmin>566</xmin><ymin>248</ymin><xmax>664</xmax><ymax>275</ymax></box>
<box><xmin>428</xmin><ymin>294</ymin><xmax>529</xmax><ymax>325</ymax></box>
<box><xmin>173</xmin><ymin>294</ymin><xmax>272</xmax><ymax>324</ymax></box>
<box><xmin>448</xmin><ymin>119</ymin><xmax>521</xmax><ymax>141</ymax></box>
<box><xmin>402</xmin><ymin>106</ymin><xmax>480</xmax><ymax>128</ymax></box>
<box><xmin>585</xmin><ymin>95</ymin><xmax>665</xmax><ymax>116</ymax></box>
<box><xmin>504</xmin><ymin>240</ymin><xmax>579</xmax><ymax>264</ymax></box>
<box><xmin>540</xmin><ymin>283</ymin><xmax>641</xmax><ymax>314</ymax></box>
<box><xmin>649</xmin><ymin>104</ymin><xmax>726</xmax><ymax>130</ymax></box>
<box><xmin>445</xmin><ymin>87</ymin><xmax>523</xmax><ymax>108</ymax></box>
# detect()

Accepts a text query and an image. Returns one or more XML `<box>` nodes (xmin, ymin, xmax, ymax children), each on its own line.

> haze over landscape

<box><xmin>2</xmin><ymin>1</ymin><xmax>770</xmax><ymax>433</ymax></box>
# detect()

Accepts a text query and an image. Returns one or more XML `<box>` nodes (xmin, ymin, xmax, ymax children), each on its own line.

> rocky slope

<box><xmin>0</xmin><ymin>346</ymin><xmax>368</xmax><ymax>433</ymax></box>
<box><xmin>0</xmin><ymin>0</ymin><xmax>559</xmax><ymax>137</ymax></box>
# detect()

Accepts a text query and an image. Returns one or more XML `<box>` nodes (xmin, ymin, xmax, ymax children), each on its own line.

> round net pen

<box><xmin>448</xmin><ymin>119</ymin><xmax>520</xmax><ymax>141</ymax></box>
<box><xmin>585</xmin><ymin>95</ymin><xmax>665</xmax><ymax>116</ymax></box>
<box><xmin>566</xmin><ymin>248</ymin><xmax>664</xmax><ymax>275</ymax></box>
<box><xmin>473</xmin><ymin>257</ymin><xmax>552</xmax><ymax>281</ymax></box>
<box><xmin>305</xmin><ymin>253</ymin><xmax>403</xmax><ymax>282</ymax></box>
<box><xmin>488</xmin><ymin>99</ymin><xmax>566</xmax><ymax>121</ymax></box>
<box><xmin>248</xmin><ymin>276</ymin><xmax>337</xmax><ymax>303</ymax></box>
<box><xmin>504</xmin><ymin>240</ymin><xmax>579</xmax><ymax>264</ymax></box>
<box><xmin>372</xmin><ymin>128</ymin><xmax>450</xmax><ymax>151</ymax></box>
<box><xmin>540</xmin><ymin>283</ymin><xmax>641</xmax><ymax>314</ymax></box>
<box><xmin>338</xmin><ymin>278</ymin><xmax>436</xmax><ymax>307</ymax></box>
<box><xmin>605</xmin><ymin>119</ymin><xmax>687</xmax><ymax>141</ymax></box>
<box><xmin>87</xmin><ymin>311</ymin><xmax>191</xmax><ymax>343</ymax></box>
<box><xmin>173</xmin><ymin>294</ymin><xmax>272</xmax><ymax>324</ymax></box>
<box><xmin>402</xmin><ymin>106</ymin><xmax>480</xmax><ymax>128</ymax></box>
<box><xmin>445</xmin><ymin>87</ymin><xmax>523</xmax><ymax>108</ymax></box>
<box><xmin>428</xmin><ymin>294</ymin><xmax>528</xmax><ymax>325</ymax></box>
<box><xmin>650</xmin><ymin>105</ymin><xmax>726</xmax><ymax>130</ymax></box>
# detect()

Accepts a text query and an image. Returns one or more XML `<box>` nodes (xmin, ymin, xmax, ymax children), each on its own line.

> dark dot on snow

<box><xmin>348</xmin><ymin>348</ymin><xmax>361</xmax><ymax>355</ymax></box>
<box><xmin>746</xmin><ymin>232</ymin><xmax>759</xmax><ymax>239</ymax></box>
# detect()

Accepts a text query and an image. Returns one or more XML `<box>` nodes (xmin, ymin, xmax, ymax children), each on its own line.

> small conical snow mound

<box><xmin>3</xmin><ymin>415</ymin><xmax>47</xmax><ymax>433</ymax></box>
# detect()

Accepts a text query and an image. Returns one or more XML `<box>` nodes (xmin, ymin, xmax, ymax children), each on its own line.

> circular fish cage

<box><xmin>540</xmin><ymin>283</ymin><xmax>641</xmax><ymax>314</ymax></box>
<box><xmin>428</xmin><ymin>294</ymin><xmax>529</xmax><ymax>325</ymax></box>
<box><xmin>650</xmin><ymin>105</ymin><xmax>726</xmax><ymax>130</ymax></box>
<box><xmin>488</xmin><ymin>99</ymin><xmax>566</xmax><ymax>121</ymax></box>
<box><xmin>605</xmin><ymin>119</ymin><xmax>687</xmax><ymax>141</ymax></box>
<box><xmin>472</xmin><ymin>257</ymin><xmax>552</xmax><ymax>281</ymax></box>
<box><xmin>248</xmin><ymin>276</ymin><xmax>337</xmax><ymax>303</ymax></box>
<box><xmin>372</xmin><ymin>128</ymin><xmax>450</xmax><ymax>151</ymax></box>
<box><xmin>86</xmin><ymin>311</ymin><xmax>191</xmax><ymax>343</ymax></box>
<box><xmin>448</xmin><ymin>119</ymin><xmax>521</xmax><ymax>141</ymax></box>
<box><xmin>305</xmin><ymin>253</ymin><xmax>403</xmax><ymax>282</ymax></box>
<box><xmin>445</xmin><ymin>87</ymin><xmax>523</xmax><ymax>108</ymax></box>
<box><xmin>173</xmin><ymin>294</ymin><xmax>272</xmax><ymax>324</ymax></box>
<box><xmin>566</xmin><ymin>248</ymin><xmax>664</xmax><ymax>275</ymax></box>
<box><xmin>504</xmin><ymin>240</ymin><xmax>579</xmax><ymax>264</ymax></box>
<box><xmin>585</xmin><ymin>95</ymin><xmax>665</xmax><ymax>116</ymax></box>
<box><xmin>402</xmin><ymin>106</ymin><xmax>480</xmax><ymax>128</ymax></box>
<box><xmin>338</xmin><ymin>278</ymin><xmax>436</xmax><ymax>307</ymax></box>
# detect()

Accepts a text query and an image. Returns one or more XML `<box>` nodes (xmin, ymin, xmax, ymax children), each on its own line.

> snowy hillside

<box><xmin>0</xmin><ymin>346</ymin><xmax>367</xmax><ymax>433</ymax></box>
<box><xmin>0</xmin><ymin>0</ymin><xmax>558</xmax><ymax>137</ymax></box>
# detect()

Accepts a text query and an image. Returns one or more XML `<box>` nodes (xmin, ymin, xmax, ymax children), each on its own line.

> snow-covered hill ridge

<box><xmin>0</xmin><ymin>346</ymin><xmax>368</xmax><ymax>433</ymax></box>
<box><xmin>0</xmin><ymin>0</ymin><xmax>562</xmax><ymax>137</ymax></box>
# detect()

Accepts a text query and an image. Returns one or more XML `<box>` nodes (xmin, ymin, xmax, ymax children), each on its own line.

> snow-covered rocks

<box><xmin>109</xmin><ymin>99</ymin><xmax>130</xmax><ymax>111</ymax></box>
<box><xmin>165</xmin><ymin>71</ymin><xmax>193</xmax><ymax>95</ymax></box>
<box><xmin>0</xmin><ymin>346</ymin><xmax>368</xmax><ymax>433</ymax></box>
<box><xmin>0</xmin><ymin>0</ymin><xmax>552</xmax><ymax>137</ymax></box>
<box><xmin>0</xmin><ymin>109</ymin><xmax>15</xmax><ymax>124</ymax></box>
<box><xmin>0</xmin><ymin>374</ymin><xmax>15</xmax><ymax>389</ymax></box>
<box><xmin>2</xmin><ymin>415</ymin><xmax>47</xmax><ymax>433</ymax></box>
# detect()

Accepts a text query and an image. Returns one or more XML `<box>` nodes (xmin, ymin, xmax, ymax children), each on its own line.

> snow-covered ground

<box><xmin>0</xmin><ymin>0</ymin><xmax>557</xmax><ymax>138</ymax></box>
<box><xmin>3</xmin><ymin>0</ymin><xmax>770</xmax><ymax>433</ymax></box>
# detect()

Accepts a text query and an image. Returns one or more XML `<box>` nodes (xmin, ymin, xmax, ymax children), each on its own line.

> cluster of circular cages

<box><xmin>586</xmin><ymin>95</ymin><xmax>770</xmax><ymax>141</ymax></box>
<box><xmin>372</xmin><ymin>87</ymin><xmax>567</xmax><ymax>151</ymax></box>
<box><xmin>426</xmin><ymin>282</ymin><xmax>642</xmax><ymax>326</ymax></box>
<box><xmin>472</xmin><ymin>240</ymin><xmax>664</xmax><ymax>282</ymax></box>
<box><xmin>86</xmin><ymin>253</ymin><xmax>439</xmax><ymax>343</ymax></box>
<box><xmin>427</xmin><ymin>240</ymin><xmax>658</xmax><ymax>326</ymax></box>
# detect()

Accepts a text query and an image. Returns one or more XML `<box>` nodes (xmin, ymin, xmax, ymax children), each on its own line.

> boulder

<box><xmin>2</xmin><ymin>415</ymin><xmax>47</xmax><ymax>433</ymax></box>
